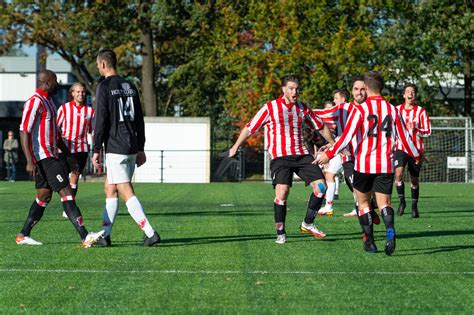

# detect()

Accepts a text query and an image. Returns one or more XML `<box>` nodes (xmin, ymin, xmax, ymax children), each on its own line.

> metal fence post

<box><xmin>160</xmin><ymin>150</ymin><xmax>164</xmax><ymax>183</ymax></box>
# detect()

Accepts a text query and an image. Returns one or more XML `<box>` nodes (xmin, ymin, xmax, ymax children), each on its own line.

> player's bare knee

<box><xmin>411</xmin><ymin>176</ymin><xmax>419</xmax><ymax>186</ymax></box>
<box><xmin>275</xmin><ymin>185</ymin><xmax>289</xmax><ymax>201</ymax></box>
<box><xmin>37</xmin><ymin>191</ymin><xmax>52</xmax><ymax>203</ymax></box>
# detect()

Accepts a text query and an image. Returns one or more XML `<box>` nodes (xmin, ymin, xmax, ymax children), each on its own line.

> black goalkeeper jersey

<box><xmin>93</xmin><ymin>75</ymin><xmax>145</xmax><ymax>155</ymax></box>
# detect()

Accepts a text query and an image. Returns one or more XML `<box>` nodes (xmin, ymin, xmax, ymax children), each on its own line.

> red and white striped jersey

<box><xmin>246</xmin><ymin>97</ymin><xmax>324</xmax><ymax>159</ymax></box>
<box><xmin>314</xmin><ymin>102</ymin><xmax>360</xmax><ymax>163</ymax></box>
<box><xmin>57</xmin><ymin>101</ymin><xmax>95</xmax><ymax>153</ymax></box>
<box><xmin>396</xmin><ymin>103</ymin><xmax>431</xmax><ymax>154</ymax></box>
<box><xmin>325</xmin><ymin>96</ymin><xmax>420</xmax><ymax>174</ymax></box>
<box><xmin>20</xmin><ymin>88</ymin><xmax>59</xmax><ymax>162</ymax></box>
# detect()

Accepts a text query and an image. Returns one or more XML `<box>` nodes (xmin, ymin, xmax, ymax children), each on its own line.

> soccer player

<box><xmin>57</xmin><ymin>82</ymin><xmax>95</xmax><ymax>218</ymax></box>
<box><xmin>92</xmin><ymin>49</ymin><xmax>160</xmax><ymax>247</ymax></box>
<box><xmin>394</xmin><ymin>84</ymin><xmax>431</xmax><ymax>218</ymax></box>
<box><xmin>228</xmin><ymin>75</ymin><xmax>334</xmax><ymax>244</ymax></box>
<box><xmin>16</xmin><ymin>70</ymin><xmax>104</xmax><ymax>247</ymax></box>
<box><xmin>317</xmin><ymin>89</ymin><xmax>350</xmax><ymax>216</ymax></box>
<box><xmin>318</xmin><ymin>71</ymin><xmax>420</xmax><ymax>255</ymax></box>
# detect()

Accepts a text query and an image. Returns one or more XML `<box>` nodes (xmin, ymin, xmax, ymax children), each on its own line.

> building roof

<box><xmin>0</xmin><ymin>56</ymin><xmax>71</xmax><ymax>73</ymax></box>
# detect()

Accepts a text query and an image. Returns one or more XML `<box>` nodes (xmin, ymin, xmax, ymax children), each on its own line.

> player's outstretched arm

<box><xmin>229</xmin><ymin>128</ymin><xmax>251</xmax><ymax>158</ymax></box>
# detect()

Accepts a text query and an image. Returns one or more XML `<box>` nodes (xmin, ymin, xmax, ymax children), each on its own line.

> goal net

<box><xmin>419</xmin><ymin>117</ymin><xmax>473</xmax><ymax>183</ymax></box>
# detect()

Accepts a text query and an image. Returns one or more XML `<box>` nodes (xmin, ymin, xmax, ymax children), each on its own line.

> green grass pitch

<box><xmin>0</xmin><ymin>181</ymin><xmax>473</xmax><ymax>314</ymax></box>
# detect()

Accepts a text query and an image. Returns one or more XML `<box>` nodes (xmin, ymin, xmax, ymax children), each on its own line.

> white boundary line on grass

<box><xmin>0</xmin><ymin>269</ymin><xmax>472</xmax><ymax>275</ymax></box>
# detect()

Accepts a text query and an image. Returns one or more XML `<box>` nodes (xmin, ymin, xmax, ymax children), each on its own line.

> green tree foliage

<box><xmin>377</xmin><ymin>1</ymin><xmax>473</xmax><ymax>115</ymax></box>
<box><xmin>209</xmin><ymin>0</ymin><xmax>384</xmax><ymax>123</ymax></box>
<box><xmin>0</xmin><ymin>1</ymin><xmax>136</xmax><ymax>96</ymax></box>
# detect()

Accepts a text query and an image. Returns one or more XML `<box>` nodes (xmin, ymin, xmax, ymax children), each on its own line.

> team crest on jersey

<box><xmin>121</xmin><ymin>83</ymin><xmax>131</xmax><ymax>91</ymax></box>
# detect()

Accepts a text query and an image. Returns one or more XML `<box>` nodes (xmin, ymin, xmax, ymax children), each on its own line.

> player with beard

<box><xmin>318</xmin><ymin>71</ymin><xmax>419</xmax><ymax>255</ymax></box>
<box><xmin>16</xmin><ymin>70</ymin><xmax>104</xmax><ymax>247</ymax></box>
<box><xmin>227</xmin><ymin>75</ymin><xmax>334</xmax><ymax>244</ymax></box>
<box><xmin>394</xmin><ymin>84</ymin><xmax>431</xmax><ymax>218</ymax></box>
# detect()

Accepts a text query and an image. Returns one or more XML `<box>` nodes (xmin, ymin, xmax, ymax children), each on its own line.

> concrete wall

<box><xmin>134</xmin><ymin>117</ymin><xmax>211</xmax><ymax>183</ymax></box>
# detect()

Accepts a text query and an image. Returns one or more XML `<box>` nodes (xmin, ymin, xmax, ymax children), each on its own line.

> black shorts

<box><xmin>270</xmin><ymin>155</ymin><xmax>324</xmax><ymax>187</ymax></box>
<box><xmin>353</xmin><ymin>171</ymin><xmax>394</xmax><ymax>195</ymax></box>
<box><xmin>35</xmin><ymin>158</ymin><xmax>70</xmax><ymax>192</ymax></box>
<box><xmin>59</xmin><ymin>152</ymin><xmax>89</xmax><ymax>174</ymax></box>
<box><xmin>342</xmin><ymin>160</ymin><xmax>355</xmax><ymax>185</ymax></box>
<box><xmin>393</xmin><ymin>150</ymin><xmax>421</xmax><ymax>177</ymax></box>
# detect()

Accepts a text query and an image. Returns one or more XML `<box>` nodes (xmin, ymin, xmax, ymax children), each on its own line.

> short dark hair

<box><xmin>324</xmin><ymin>100</ymin><xmax>335</xmax><ymax>108</ymax></box>
<box><xmin>403</xmin><ymin>83</ymin><xmax>417</xmax><ymax>94</ymax></box>
<box><xmin>363</xmin><ymin>71</ymin><xmax>384</xmax><ymax>92</ymax></box>
<box><xmin>351</xmin><ymin>75</ymin><xmax>364</xmax><ymax>87</ymax></box>
<box><xmin>281</xmin><ymin>74</ymin><xmax>300</xmax><ymax>87</ymax></box>
<box><xmin>97</xmin><ymin>49</ymin><xmax>117</xmax><ymax>69</ymax></box>
<box><xmin>335</xmin><ymin>88</ymin><xmax>350</xmax><ymax>102</ymax></box>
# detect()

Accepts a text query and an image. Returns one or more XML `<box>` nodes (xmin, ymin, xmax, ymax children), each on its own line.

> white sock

<box><xmin>102</xmin><ymin>198</ymin><xmax>119</xmax><ymax>237</ymax></box>
<box><xmin>325</xmin><ymin>182</ymin><xmax>336</xmax><ymax>209</ymax></box>
<box><xmin>126</xmin><ymin>196</ymin><xmax>155</xmax><ymax>238</ymax></box>
<box><xmin>335</xmin><ymin>176</ymin><xmax>339</xmax><ymax>195</ymax></box>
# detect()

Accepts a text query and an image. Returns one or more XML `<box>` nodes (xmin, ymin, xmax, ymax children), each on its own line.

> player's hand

<box><xmin>316</xmin><ymin>152</ymin><xmax>330</xmax><ymax>165</ymax></box>
<box><xmin>228</xmin><ymin>147</ymin><xmax>238</xmax><ymax>158</ymax></box>
<box><xmin>67</xmin><ymin>155</ymin><xmax>79</xmax><ymax>174</ymax></box>
<box><xmin>25</xmin><ymin>160</ymin><xmax>35</xmax><ymax>176</ymax></box>
<box><xmin>92</xmin><ymin>153</ymin><xmax>101</xmax><ymax>171</ymax></box>
<box><xmin>318</xmin><ymin>144</ymin><xmax>331</xmax><ymax>152</ymax></box>
<box><xmin>136</xmin><ymin>151</ymin><xmax>146</xmax><ymax>167</ymax></box>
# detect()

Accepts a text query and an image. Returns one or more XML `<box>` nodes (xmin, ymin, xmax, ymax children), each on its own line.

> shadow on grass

<box><xmin>395</xmin><ymin>245</ymin><xmax>474</xmax><ymax>256</ymax></box>
<box><xmin>397</xmin><ymin>229</ymin><xmax>474</xmax><ymax>239</ymax></box>
<box><xmin>144</xmin><ymin>210</ymin><xmax>269</xmax><ymax>217</ymax></box>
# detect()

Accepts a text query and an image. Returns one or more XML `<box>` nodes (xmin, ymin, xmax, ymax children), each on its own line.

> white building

<box><xmin>0</xmin><ymin>56</ymin><xmax>75</xmax><ymax>117</ymax></box>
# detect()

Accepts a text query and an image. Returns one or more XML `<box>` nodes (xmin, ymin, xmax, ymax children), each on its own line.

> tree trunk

<box><xmin>140</xmin><ymin>29</ymin><xmax>157</xmax><ymax>116</ymax></box>
<box><xmin>36</xmin><ymin>45</ymin><xmax>47</xmax><ymax>87</ymax></box>
<box><xmin>463</xmin><ymin>53</ymin><xmax>472</xmax><ymax>116</ymax></box>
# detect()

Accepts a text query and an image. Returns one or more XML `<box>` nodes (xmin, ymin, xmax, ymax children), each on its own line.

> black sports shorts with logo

<box><xmin>342</xmin><ymin>160</ymin><xmax>355</xmax><ymax>187</ymax></box>
<box><xmin>353</xmin><ymin>171</ymin><xmax>394</xmax><ymax>195</ymax></box>
<box><xmin>59</xmin><ymin>152</ymin><xmax>89</xmax><ymax>175</ymax></box>
<box><xmin>393</xmin><ymin>150</ymin><xmax>421</xmax><ymax>177</ymax></box>
<box><xmin>270</xmin><ymin>154</ymin><xmax>324</xmax><ymax>187</ymax></box>
<box><xmin>35</xmin><ymin>157</ymin><xmax>70</xmax><ymax>192</ymax></box>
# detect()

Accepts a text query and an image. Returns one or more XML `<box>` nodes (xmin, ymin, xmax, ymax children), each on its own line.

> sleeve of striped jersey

<box><xmin>56</xmin><ymin>106</ymin><xmax>65</xmax><ymax>133</ymax></box>
<box><xmin>395</xmin><ymin>116</ymin><xmax>420</xmax><ymax>158</ymax></box>
<box><xmin>246</xmin><ymin>106</ymin><xmax>269</xmax><ymax>135</ymax></box>
<box><xmin>20</xmin><ymin>97</ymin><xmax>41</xmax><ymax>133</ymax></box>
<box><xmin>306</xmin><ymin>109</ymin><xmax>324</xmax><ymax>130</ymax></box>
<box><xmin>325</xmin><ymin>109</ymin><xmax>361</xmax><ymax>159</ymax></box>
<box><xmin>416</xmin><ymin>109</ymin><xmax>431</xmax><ymax>137</ymax></box>
<box><xmin>313</xmin><ymin>105</ymin><xmax>340</xmax><ymax>118</ymax></box>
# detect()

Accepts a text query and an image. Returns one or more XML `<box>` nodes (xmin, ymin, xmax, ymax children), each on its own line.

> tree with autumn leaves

<box><xmin>1</xmin><ymin>1</ymin><xmax>472</xmax><ymax>139</ymax></box>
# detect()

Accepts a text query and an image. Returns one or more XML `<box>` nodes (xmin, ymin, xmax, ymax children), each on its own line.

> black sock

<box><xmin>20</xmin><ymin>200</ymin><xmax>46</xmax><ymax>236</ymax></box>
<box><xmin>358</xmin><ymin>212</ymin><xmax>374</xmax><ymax>242</ymax></box>
<box><xmin>62</xmin><ymin>200</ymin><xmax>88</xmax><ymax>239</ymax></box>
<box><xmin>411</xmin><ymin>186</ymin><xmax>419</xmax><ymax>205</ymax></box>
<box><xmin>396</xmin><ymin>181</ymin><xmax>405</xmax><ymax>201</ymax></box>
<box><xmin>304</xmin><ymin>192</ymin><xmax>324</xmax><ymax>224</ymax></box>
<box><xmin>274</xmin><ymin>201</ymin><xmax>287</xmax><ymax>235</ymax></box>
<box><xmin>381</xmin><ymin>206</ymin><xmax>395</xmax><ymax>230</ymax></box>
<box><xmin>71</xmin><ymin>187</ymin><xmax>78</xmax><ymax>197</ymax></box>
